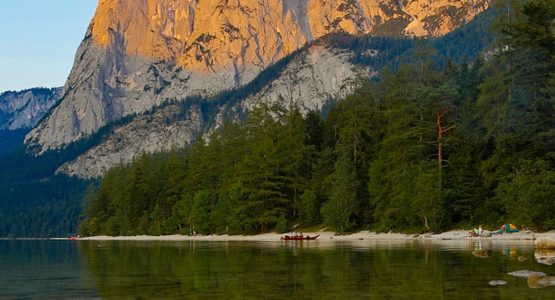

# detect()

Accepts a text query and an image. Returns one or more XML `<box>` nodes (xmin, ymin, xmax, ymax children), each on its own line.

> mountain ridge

<box><xmin>0</xmin><ymin>87</ymin><xmax>61</xmax><ymax>131</ymax></box>
<box><xmin>25</xmin><ymin>0</ymin><xmax>491</xmax><ymax>155</ymax></box>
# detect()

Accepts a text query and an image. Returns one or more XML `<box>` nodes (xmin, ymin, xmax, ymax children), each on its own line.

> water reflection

<box><xmin>76</xmin><ymin>240</ymin><xmax>554</xmax><ymax>299</ymax></box>
<box><xmin>0</xmin><ymin>240</ymin><xmax>96</xmax><ymax>299</ymax></box>
<box><xmin>1</xmin><ymin>239</ymin><xmax>554</xmax><ymax>299</ymax></box>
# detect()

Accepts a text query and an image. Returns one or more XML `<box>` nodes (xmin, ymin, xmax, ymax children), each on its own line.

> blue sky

<box><xmin>0</xmin><ymin>1</ymin><xmax>98</xmax><ymax>92</ymax></box>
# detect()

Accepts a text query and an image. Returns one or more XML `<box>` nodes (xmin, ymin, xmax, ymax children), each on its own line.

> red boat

<box><xmin>281</xmin><ymin>234</ymin><xmax>320</xmax><ymax>241</ymax></box>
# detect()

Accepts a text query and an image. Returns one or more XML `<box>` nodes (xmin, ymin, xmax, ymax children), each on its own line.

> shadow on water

<box><xmin>73</xmin><ymin>240</ymin><xmax>555</xmax><ymax>299</ymax></box>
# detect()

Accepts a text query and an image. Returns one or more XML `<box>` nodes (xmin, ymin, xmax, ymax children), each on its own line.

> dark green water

<box><xmin>0</xmin><ymin>240</ymin><xmax>554</xmax><ymax>299</ymax></box>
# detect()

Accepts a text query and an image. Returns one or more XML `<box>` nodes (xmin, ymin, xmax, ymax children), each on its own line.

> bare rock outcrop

<box><xmin>26</xmin><ymin>0</ymin><xmax>491</xmax><ymax>153</ymax></box>
<box><xmin>0</xmin><ymin>87</ymin><xmax>61</xmax><ymax>130</ymax></box>
<box><xmin>57</xmin><ymin>104</ymin><xmax>203</xmax><ymax>178</ymax></box>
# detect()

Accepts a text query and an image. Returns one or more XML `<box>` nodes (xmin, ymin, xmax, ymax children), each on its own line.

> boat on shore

<box><xmin>281</xmin><ymin>234</ymin><xmax>320</xmax><ymax>241</ymax></box>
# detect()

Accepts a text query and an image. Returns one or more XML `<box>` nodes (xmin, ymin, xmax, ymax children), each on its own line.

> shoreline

<box><xmin>76</xmin><ymin>230</ymin><xmax>555</xmax><ymax>243</ymax></box>
<box><xmin>4</xmin><ymin>230</ymin><xmax>554</xmax><ymax>243</ymax></box>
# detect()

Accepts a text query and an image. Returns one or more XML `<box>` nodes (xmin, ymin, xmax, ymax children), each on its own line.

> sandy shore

<box><xmin>80</xmin><ymin>230</ymin><xmax>555</xmax><ymax>242</ymax></box>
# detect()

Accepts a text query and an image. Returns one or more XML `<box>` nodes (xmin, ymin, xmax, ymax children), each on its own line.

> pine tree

<box><xmin>322</xmin><ymin>156</ymin><xmax>359</xmax><ymax>232</ymax></box>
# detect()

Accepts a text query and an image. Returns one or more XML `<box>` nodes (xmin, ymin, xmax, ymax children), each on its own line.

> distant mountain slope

<box><xmin>0</xmin><ymin>87</ymin><xmax>61</xmax><ymax>154</ymax></box>
<box><xmin>0</xmin><ymin>87</ymin><xmax>61</xmax><ymax>130</ymax></box>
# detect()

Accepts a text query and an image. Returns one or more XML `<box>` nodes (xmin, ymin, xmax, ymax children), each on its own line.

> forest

<box><xmin>0</xmin><ymin>142</ymin><xmax>91</xmax><ymax>237</ymax></box>
<box><xmin>79</xmin><ymin>0</ymin><xmax>554</xmax><ymax>236</ymax></box>
<box><xmin>0</xmin><ymin>129</ymin><xmax>27</xmax><ymax>155</ymax></box>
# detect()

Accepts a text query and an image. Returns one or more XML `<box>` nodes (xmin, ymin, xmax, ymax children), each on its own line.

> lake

<box><xmin>0</xmin><ymin>239</ymin><xmax>554</xmax><ymax>299</ymax></box>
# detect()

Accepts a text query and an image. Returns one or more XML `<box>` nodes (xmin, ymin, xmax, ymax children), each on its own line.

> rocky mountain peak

<box><xmin>25</xmin><ymin>0</ymin><xmax>491</xmax><ymax>154</ymax></box>
<box><xmin>89</xmin><ymin>0</ymin><xmax>489</xmax><ymax>73</ymax></box>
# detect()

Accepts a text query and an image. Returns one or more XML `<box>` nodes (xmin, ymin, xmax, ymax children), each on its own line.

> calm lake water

<box><xmin>0</xmin><ymin>239</ymin><xmax>554</xmax><ymax>299</ymax></box>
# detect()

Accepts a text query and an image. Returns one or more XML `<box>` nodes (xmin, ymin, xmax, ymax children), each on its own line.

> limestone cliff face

<box><xmin>242</xmin><ymin>45</ymin><xmax>370</xmax><ymax>112</ymax></box>
<box><xmin>25</xmin><ymin>0</ymin><xmax>490</xmax><ymax>153</ymax></box>
<box><xmin>57</xmin><ymin>104</ymin><xmax>203</xmax><ymax>178</ymax></box>
<box><xmin>0</xmin><ymin>88</ymin><xmax>61</xmax><ymax>130</ymax></box>
<box><xmin>58</xmin><ymin>43</ymin><xmax>369</xmax><ymax>178</ymax></box>
<box><xmin>89</xmin><ymin>0</ymin><xmax>489</xmax><ymax>70</ymax></box>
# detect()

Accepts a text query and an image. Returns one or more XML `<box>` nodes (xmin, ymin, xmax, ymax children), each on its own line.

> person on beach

<box><xmin>470</xmin><ymin>225</ymin><xmax>483</xmax><ymax>237</ymax></box>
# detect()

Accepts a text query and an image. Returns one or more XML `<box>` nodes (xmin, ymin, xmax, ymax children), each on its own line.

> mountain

<box><xmin>80</xmin><ymin>0</ymin><xmax>555</xmax><ymax>236</ymax></box>
<box><xmin>0</xmin><ymin>87</ymin><xmax>61</xmax><ymax>154</ymax></box>
<box><xmin>0</xmin><ymin>87</ymin><xmax>61</xmax><ymax>131</ymax></box>
<box><xmin>0</xmin><ymin>0</ymin><xmax>505</xmax><ymax>237</ymax></box>
<box><xmin>25</xmin><ymin>0</ymin><xmax>491</xmax><ymax>178</ymax></box>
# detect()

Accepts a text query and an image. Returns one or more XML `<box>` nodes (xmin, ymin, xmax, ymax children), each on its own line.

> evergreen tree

<box><xmin>322</xmin><ymin>156</ymin><xmax>359</xmax><ymax>232</ymax></box>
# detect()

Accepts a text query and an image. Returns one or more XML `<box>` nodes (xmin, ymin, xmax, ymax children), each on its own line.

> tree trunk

<box><xmin>436</xmin><ymin>109</ymin><xmax>454</xmax><ymax>190</ymax></box>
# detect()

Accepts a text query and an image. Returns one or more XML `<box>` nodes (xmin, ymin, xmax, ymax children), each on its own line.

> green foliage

<box><xmin>497</xmin><ymin>160</ymin><xmax>555</xmax><ymax>229</ymax></box>
<box><xmin>0</xmin><ymin>129</ymin><xmax>28</xmax><ymax>155</ymax></box>
<box><xmin>432</xmin><ymin>4</ymin><xmax>499</xmax><ymax>65</ymax></box>
<box><xmin>299</xmin><ymin>190</ymin><xmax>319</xmax><ymax>226</ymax></box>
<box><xmin>322</xmin><ymin>156</ymin><xmax>360</xmax><ymax>232</ymax></box>
<box><xmin>189</xmin><ymin>190</ymin><xmax>215</xmax><ymax>234</ymax></box>
<box><xmin>275</xmin><ymin>215</ymin><xmax>290</xmax><ymax>234</ymax></box>
<box><xmin>0</xmin><ymin>131</ymin><xmax>96</xmax><ymax>237</ymax></box>
<box><xmin>411</xmin><ymin>161</ymin><xmax>443</xmax><ymax>232</ymax></box>
<box><xmin>80</xmin><ymin>105</ymin><xmax>319</xmax><ymax>236</ymax></box>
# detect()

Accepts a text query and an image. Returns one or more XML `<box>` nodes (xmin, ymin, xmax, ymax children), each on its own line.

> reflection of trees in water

<box><xmin>78</xmin><ymin>241</ymin><xmax>550</xmax><ymax>299</ymax></box>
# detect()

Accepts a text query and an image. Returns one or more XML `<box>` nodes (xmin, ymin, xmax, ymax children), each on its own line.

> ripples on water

<box><xmin>0</xmin><ymin>239</ymin><xmax>554</xmax><ymax>299</ymax></box>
